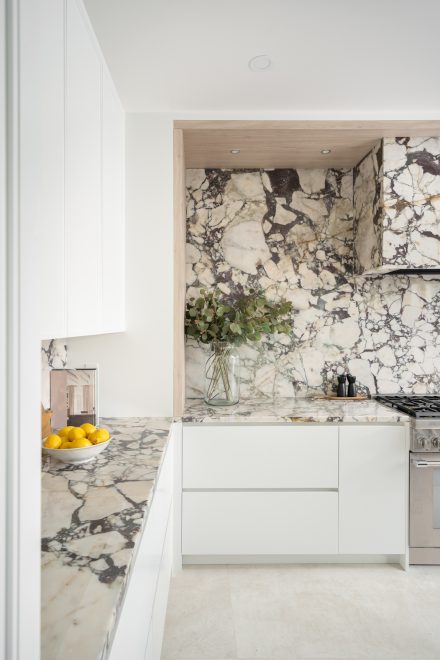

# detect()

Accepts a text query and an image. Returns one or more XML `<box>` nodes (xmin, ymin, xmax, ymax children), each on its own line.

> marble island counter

<box><xmin>41</xmin><ymin>417</ymin><xmax>171</xmax><ymax>660</ymax></box>
<box><xmin>183</xmin><ymin>397</ymin><xmax>409</xmax><ymax>424</ymax></box>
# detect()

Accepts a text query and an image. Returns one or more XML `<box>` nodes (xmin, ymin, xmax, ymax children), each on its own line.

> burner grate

<box><xmin>376</xmin><ymin>395</ymin><xmax>440</xmax><ymax>418</ymax></box>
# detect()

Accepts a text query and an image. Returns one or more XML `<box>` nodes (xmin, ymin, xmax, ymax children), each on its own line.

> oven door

<box><xmin>410</xmin><ymin>452</ymin><xmax>440</xmax><ymax>564</ymax></box>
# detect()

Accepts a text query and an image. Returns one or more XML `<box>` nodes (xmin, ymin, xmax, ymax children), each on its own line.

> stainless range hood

<box><xmin>353</xmin><ymin>137</ymin><xmax>440</xmax><ymax>277</ymax></box>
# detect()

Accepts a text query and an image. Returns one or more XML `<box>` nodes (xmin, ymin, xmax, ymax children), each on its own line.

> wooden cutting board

<box><xmin>317</xmin><ymin>395</ymin><xmax>369</xmax><ymax>401</ymax></box>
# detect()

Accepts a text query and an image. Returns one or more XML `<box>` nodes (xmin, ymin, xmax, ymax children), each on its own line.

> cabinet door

<box><xmin>102</xmin><ymin>68</ymin><xmax>125</xmax><ymax>332</ymax></box>
<box><xmin>21</xmin><ymin>0</ymin><xmax>66</xmax><ymax>339</ymax></box>
<box><xmin>147</xmin><ymin>518</ymin><xmax>173</xmax><ymax>660</ymax></box>
<box><xmin>339</xmin><ymin>426</ymin><xmax>407</xmax><ymax>554</ymax></box>
<box><xmin>65</xmin><ymin>0</ymin><xmax>102</xmax><ymax>337</ymax></box>
<box><xmin>109</xmin><ymin>444</ymin><xmax>173</xmax><ymax>660</ymax></box>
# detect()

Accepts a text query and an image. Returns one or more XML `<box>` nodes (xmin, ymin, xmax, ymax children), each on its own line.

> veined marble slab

<box><xmin>183</xmin><ymin>398</ymin><xmax>409</xmax><ymax>424</ymax></box>
<box><xmin>185</xmin><ymin>167</ymin><xmax>440</xmax><ymax>399</ymax></box>
<box><xmin>41</xmin><ymin>417</ymin><xmax>171</xmax><ymax>660</ymax></box>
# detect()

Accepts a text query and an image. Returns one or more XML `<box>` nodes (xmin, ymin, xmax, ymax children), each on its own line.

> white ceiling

<box><xmin>84</xmin><ymin>0</ymin><xmax>440</xmax><ymax>115</ymax></box>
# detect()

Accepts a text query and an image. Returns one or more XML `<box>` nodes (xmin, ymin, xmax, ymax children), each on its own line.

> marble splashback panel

<box><xmin>382</xmin><ymin>137</ymin><xmax>440</xmax><ymax>269</ymax></box>
<box><xmin>186</xmin><ymin>168</ymin><xmax>440</xmax><ymax>398</ymax></box>
<box><xmin>353</xmin><ymin>142</ymin><xmax>383</xmax><ymax>274</ymax></box>
<box><xmin>354</xmin><ymin>137</ymin><xmax>440</xmax><ymax>273</ymax></box>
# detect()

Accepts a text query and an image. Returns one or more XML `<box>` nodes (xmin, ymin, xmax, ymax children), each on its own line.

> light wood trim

<box><xmin>174</xmin><ymin>120</ymin><xmax>440</xmax><ymax>132</ymax></box>
<box><xmin>173</xmin><ymin>128</ymin><xmax>186</xmax><ymax>416</ymax></box>
<box><xmin>176</xmin><ymin>120</ymin><xmax>440</xmax><ymax>169</ymax></box>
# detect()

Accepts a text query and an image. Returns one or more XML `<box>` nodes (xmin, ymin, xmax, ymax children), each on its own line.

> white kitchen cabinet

<box><xmin>339</xmin><ymin>425</ymin><xmax>408</xmax><ymax>554</ymax></box>
<box><xmin>109</xmin><ymin>436</ymin><xmax>173</xmax><ymax>660</ymax></box>
<box><xmin>181</xmin><ymin>423</ymin><xmax>409</xmax><ymax>561</ymax></box>
<box><xmin>102</xmin><ymin>67</ymin><xmax>125</xmax><ymax>332</ymax></box>
<box><xmin>182</xmin><ymin>491</ymin><xmax>338</xmax><ymax>555</ymax></box>
<box><xmin>146</xmin><ymin>518</ymin><xmax>173</xmax><ymax>660</ymax></box>
<box><xmin>20</xmin><ymin>0</ymin><xmax>66</xmax><ymax>339</ymax></box>
<box><xmin>183</xmin><ymin>425</ymin><xmax>338</xmax><ymax>489</ymax></box>
<box><xmin>65</xmin><ymin>0</ymin><xmax>102</xmax><ymax>337</ymax></box>
<box><xmin>31</xmin><ymin>0</ymin><xmax>125</xmax><ymax>339</ymax></box>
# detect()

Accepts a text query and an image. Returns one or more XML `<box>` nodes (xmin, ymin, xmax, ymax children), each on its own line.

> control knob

<box><xmin>419</xmin><ymin>438</ymin><xmax>426</xmax><ymax>449</ymax></box>
<box><xmin>432</xmin><ymin>437</ymin><xmax>439</xmax><ymax>449</ymax></box>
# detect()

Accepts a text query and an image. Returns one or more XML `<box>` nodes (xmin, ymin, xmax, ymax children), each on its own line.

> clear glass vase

<box><xmin>204</xmin><ymin>342</ymin><xmax>240</xmax><ymax>406</ymax></box>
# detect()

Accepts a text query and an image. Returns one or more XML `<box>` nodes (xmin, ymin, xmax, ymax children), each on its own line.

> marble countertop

<box><xmin>41</xmin><ymin>417</ymin><xmax>172</xmax><ymax>660</ymax></box>
<box><xmin>183</xmin><ymin>397</ymin><xmax>409</xmax><ymax>424</ymax></box>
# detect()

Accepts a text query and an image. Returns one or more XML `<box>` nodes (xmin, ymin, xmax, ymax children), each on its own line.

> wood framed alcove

<box><xmin>173</xmin><ymin>119</ymin><xmax>440</xmax><ymax>415</ymax></box>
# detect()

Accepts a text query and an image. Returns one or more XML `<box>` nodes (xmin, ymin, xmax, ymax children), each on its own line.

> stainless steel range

<box><xmin>376</xmin><ymin>394</ymin><xmax>440</xmax><ymax>565</ymax></box>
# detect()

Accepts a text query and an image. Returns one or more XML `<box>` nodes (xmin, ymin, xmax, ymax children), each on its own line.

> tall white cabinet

<box><xmin>21</xmin><ymin>0</ymin><xmax>66</xmax><ymax>340</ymax></box>
<box><xmin>27</xmin><ymin>0</ymin><xmax>125</xmax><ymax>340</ymax></box>
<box><xmin>65</xmin><ymin>0</ymin><xmax>102</xmax><ymax>337</ymax></box>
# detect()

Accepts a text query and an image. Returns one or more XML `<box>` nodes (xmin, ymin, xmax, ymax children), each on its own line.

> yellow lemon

<box><xmin>70</xmin><ymin>437</ymin><xmax>92</xmax><ymax>449</ymax></box>
<box><xmin>80</xmin><ymin>423</ymin><xmax>96</xmax><ymax>436</ymax></box>
<box><xmin>43</xmin><ymin>434</ymin><xmax>62</xmax><ymax>449</ymax></box>
<box><xmin>60</xmin><ymin>440</ymin><xmax>73</xmax><ymax>449</ymax></box>
<box><xmin>58</xmin><ymin>426</ymin><xmax>74</xmax><ymax>438</ymax></box>
<box><xmin>89</xmin><ymin>428</ymin><xmax>110</xmax><ymax>444</ymax></box>
<box><xmin>68</xmin><ymin>427</ymin><xmax>86</xmax><ymax>441</ymax></box>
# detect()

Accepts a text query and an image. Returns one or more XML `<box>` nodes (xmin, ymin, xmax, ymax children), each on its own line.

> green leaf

<box><xmin>230</xmin><ymin>322</ymin><xmax>242</xmax><ymax>334</ymax></box>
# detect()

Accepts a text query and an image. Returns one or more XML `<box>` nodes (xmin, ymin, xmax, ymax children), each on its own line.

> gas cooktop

<box><xmin>376</xmin><ymin>395</ymin><xmax>440</xmax><ymax>418</ymax></box>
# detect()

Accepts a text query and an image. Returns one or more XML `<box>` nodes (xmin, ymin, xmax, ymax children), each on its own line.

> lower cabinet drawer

<box><xmin>182</xmin><ymin>491</ymin><xmax>338</xmax><ymax>555</ymax></box>
<box><xmin>183</xmin><ymin>425</ymin><xmax>338</xmax><ymax>489</ymax></box>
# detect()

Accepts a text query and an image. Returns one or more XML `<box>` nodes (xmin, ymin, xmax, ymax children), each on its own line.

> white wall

<box><xmin>67</xmin><ymin>113</ymin><xmax>174</xmax><ymax>417</ymax></box>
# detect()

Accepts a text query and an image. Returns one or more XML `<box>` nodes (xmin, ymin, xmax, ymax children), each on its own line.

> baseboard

<box><xmin>183</xmin><ymin>554</ymin><xmax>404</xmax><ymax>565</ymax></box>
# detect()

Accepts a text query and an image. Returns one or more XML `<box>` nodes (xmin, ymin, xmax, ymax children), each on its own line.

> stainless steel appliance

<box><xmin>376</xmin><ymin>395</ymin><xmax>440</xmax><ymax>565</ymax></box>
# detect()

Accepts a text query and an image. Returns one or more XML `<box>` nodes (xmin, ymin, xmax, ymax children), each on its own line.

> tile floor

<box><xmin>161</xmin><ymin>564</ymin><xmax>440</xmax><ymax>660</ymax></box>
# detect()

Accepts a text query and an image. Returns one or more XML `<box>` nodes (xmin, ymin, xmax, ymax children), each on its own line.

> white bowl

<box><xmin>42</xmin><ymin>437</ymin><xmax>112</xmax><ymax>465</ymax></box>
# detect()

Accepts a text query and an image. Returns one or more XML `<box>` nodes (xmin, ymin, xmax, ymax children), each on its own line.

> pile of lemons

<box><xmin>43</xmin><ymin>423</ymin><xmax>110</xmax><ymax>450</ymax></box>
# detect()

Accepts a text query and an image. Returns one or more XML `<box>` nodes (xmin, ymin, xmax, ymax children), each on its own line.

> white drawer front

<box><xmin>183</xmin><ymin>425</ymin><xmax>338</xmax><ymax>489</ymax></box>
<box><xmin>182</xmin><ymin>491</ymin><xmax>338</xmax><ymax>555</ymax></box>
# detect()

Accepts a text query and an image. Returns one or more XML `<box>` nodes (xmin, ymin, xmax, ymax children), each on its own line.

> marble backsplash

<box><xmin>354</xmin><ymin>137</ymin><xmax>440</xmax><ymax>274</ymax></box>
<box><xmin>41</xmin><ymin>339</ymin><xmax>67</xmax><ymax>409</ymax></box>
<box><xmin>185</xmin><ymin>167</ymin><xmax>440</xmax><ymax>398</ymax></box>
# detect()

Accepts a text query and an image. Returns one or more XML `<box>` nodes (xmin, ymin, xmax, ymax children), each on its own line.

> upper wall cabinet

<box><xmin>27</xmin><ymin>0</ymin><xmax>125</xmax><ymax>339</ymax></box>
<box><xmin>353</xmin><ymin>137</ymin><xmax>440</xmax><ymax>275</ymax></box>
<box><xmin>101</xmin><ymin>68</ymin><xmax>125</xmax><ymax>332</ymax></box>
<box><xmin>20</xmin><ymin>0</ymin><xmax>66</xmax><ymax>340</ymax></box>
<box><xmin>66</xmin><ymin>0</ymin><xmax>102</xmax><ymax>337</ymax></box>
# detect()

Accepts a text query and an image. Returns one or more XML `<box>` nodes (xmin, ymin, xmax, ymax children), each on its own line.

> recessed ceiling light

<box><xmin>230</xmin><ymin>149</ymin><xmax>241</xmax><ymax>154</ymax></box>
<box><xmin>321</xmin><ymin>149</ymin><xmax>331</xmax><ymax>154</ymax></box>
<box><xmin>248</xmin><ymin>55</ymin><xmax>272</xmax><ymax>72</ymax></box>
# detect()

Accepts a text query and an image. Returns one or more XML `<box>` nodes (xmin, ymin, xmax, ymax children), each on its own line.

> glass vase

<box><xmin>204</xmin><ymin>342</ymin><xmax>240</xmax><ymax>406</ymax></box>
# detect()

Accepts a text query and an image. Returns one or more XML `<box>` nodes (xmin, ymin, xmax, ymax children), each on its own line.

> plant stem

<box><xmin>206</xmin><ymin>344</ymin><xmax>233</xmax><ymax>402</ymax></box>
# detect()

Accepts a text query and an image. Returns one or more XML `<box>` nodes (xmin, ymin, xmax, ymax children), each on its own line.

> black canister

<box><xmin>347</xmin><ymin>374</ymin><xmax>357</xmax><ymax>397</ymax></box>
<box><xmin>337</xmin><ymin>374</ymin><xmax>347</xmax><ymax>397</ymax></box>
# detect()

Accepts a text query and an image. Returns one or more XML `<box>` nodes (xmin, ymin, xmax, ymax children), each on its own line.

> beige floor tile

<box><xmin>161</xmin><ymin>566</ymin><xmax>237</xmax><ymax>660</ymax></box>
<box><xmin>161</xmin><ymin>564</ymin><xmax>440</xmax><ymax>660</ymax></box>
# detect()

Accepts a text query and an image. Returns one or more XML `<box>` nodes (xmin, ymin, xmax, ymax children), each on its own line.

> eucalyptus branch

<box><xmin>185</xmin><ymin>289</ymin><xmax>293</xmax><ymax>346</ymax></box>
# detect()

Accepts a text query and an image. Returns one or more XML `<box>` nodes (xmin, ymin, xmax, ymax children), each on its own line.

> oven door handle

<box><xmin>412</xmin><ymin>459</ymin><xmax>440</xmax><ymax>468</ymax></box>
